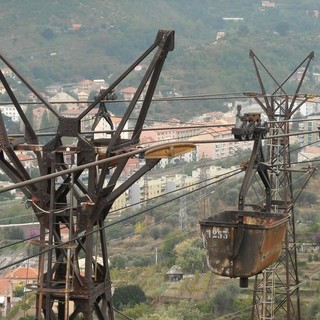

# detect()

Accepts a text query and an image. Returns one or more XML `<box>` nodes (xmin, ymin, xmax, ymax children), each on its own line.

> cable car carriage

<box><xmin>199</xmin><ymin>210</ymin><xmax>289</xmax><ymax>287</ymax></box>
<box><xmin>199</xmin><ymin>129</ymin><xmax>289</xmax><ymax>287</ymax></box>
<box><xmin>232</xmin><ymin>105</ymin><xmax>268</xmax><ymax>141</ymax></box>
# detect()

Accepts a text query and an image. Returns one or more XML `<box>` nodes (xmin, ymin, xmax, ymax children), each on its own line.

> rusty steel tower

<box><xmin>249</xmin><ymin>50</ymin><xmax>315</xmax><ymax>320</ymax></box>
<box><xmin>199</xmin><ymin>51</ymin><xmax>317</xmax><ymax>320</ymax></box>
<box><xmin>0</xmin><ymin>30</ymin><xmax>175</xmax><ymax>319</ymax></box>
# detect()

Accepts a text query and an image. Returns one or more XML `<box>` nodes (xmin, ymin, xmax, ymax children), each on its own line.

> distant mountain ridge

<box><xmin>0</xmin><ymin>0</ymin><xmax>320</xmax><ymax>119</ymax></box>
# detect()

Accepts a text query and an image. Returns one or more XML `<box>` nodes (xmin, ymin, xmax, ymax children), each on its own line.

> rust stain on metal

<box><xmin>200</xmin><ymin>210</ymin><xmax>289</xmax><ymax>279</ymax></box>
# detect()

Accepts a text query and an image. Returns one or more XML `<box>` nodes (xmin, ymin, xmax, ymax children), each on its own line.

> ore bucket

<box><xmin>199</xmin><ymin>210</ymin><xmax>290</xmax><ymax>287</ymax></box>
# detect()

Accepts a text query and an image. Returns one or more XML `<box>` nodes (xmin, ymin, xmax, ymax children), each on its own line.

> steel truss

<box><xmin>0</xmin><ymin>30</ymin><xmax>174</xmax><ymax>319</ymax></box>
<box><xmin>248</xmin><ymin>50</ymin><xmax>316</xmax><ymax>320</ymax></box>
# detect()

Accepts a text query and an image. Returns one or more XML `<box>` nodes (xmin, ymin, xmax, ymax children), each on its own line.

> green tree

<box><xmin>112</xmin><ymin>284</ymin><xmax>147</xmax><ymax>310</ymax></box>
<box><xmin>24</xmin><ymin>105</ymin><xmax>34</xmax><ymax>128</ymax></box>
<box><xmin>129</xmin><ymin>255</ymin><xmax>154</xmax><ymax>268</ymax></box>
<box><xmin>139</xmin><ymin>300</ymin><xmax>206</xmax><ymax>320</ymax></box>
<box><xmin>176</xmin><ymin>246</ymin><xmax>207</xmax><ymax>274</ymax></box>
<box><xmin>212</xmin><ymin>283</ymin><xmax>240</xmax><ymax>317</ymax></box>
<box><xmin>233</xmin><ymin>296</ymin><xmax>252</xmax><ymax>320</ymax></box>
<box><xmin>41</xmin><ymin>110</ymin><xmax>50</xmax><ymax>131</ymax></box>
<box><xmin>135</xmin><ymin>221</ymin><xmax>144</xmax><ymax>235</ymax></box>
<box><xmin>307</xmin><ymin>300</ymin><xmax>320</xmax><ymax>320</ymax></box>
<box><xmin>0</xmin><ymin>191</ymin><xmax>15</xmax><ymax>201</ymax></box>
<box><xmin>223</xmin><ymin>188</ymin><xmax>240</xmax><ymax>206</ymax></box>
<box><xmin>275</xmin><ymin>22</ymin><xmax>290</xmax><ymax>36</ymax></box>
<box><xmin>119</xmin><ymin>303</ymin><xmax>152</xmax><ymax>319</ymax></box>
<box><xmin>4</xmin><ymin>226</ymin><xmax>25</xmax><ymax>240</ymax></box>
<box><xmin>175</xmin><ymin>238</ymin><xmax>207</xmax><ymax>273</ymax></box>
<box><xmin>111</xmin><ymin>255</ymin><xmax>127</xmax><ymax>270</ymax></box>
<box><xmin>13</xmin><ymin>283</ymin><xmax>25</xmax><ymax>297</ymax></box>
<box><xmin>150</xmin><ymin>226</ymin><xmax>161</xmax><ymax>240</ymax></box>
<box><xmin>161</xmin><ymin>230</ymin><xmax>185</xmax><ymax>265</ymax></box>
<box><xmin>238</xmin><ymin>25</ymin><xmax>250</xmax><ymax>36</ymax></box>
<box><xmin>41</xmin><ymin>28</ymin><xmax>55</xmax><ymax>40</ymax></box>
<box><xmin>2</xmin><ymin>114</ymin><xmax>20</xmax><ymax>133</ymax></box>
<box><xmin>298</xmin><ymin>191</ymin><xmax>317</xmax><ymax>207</ymax></box>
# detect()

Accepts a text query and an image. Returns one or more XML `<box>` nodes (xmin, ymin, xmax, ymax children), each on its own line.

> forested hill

<box><xmin>1</xmin><ymin>0</ymin><xmax>320</xmax><ymax>119</ymax></box>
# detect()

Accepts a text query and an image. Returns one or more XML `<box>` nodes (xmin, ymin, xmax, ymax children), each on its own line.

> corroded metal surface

<box><xmin>200</xmin><ymin>210</ymin><xmax>289</xmax><ymax>279</ymax></box>
<box><xmin>0</xmin><ymin>30</ymin><xmax>175</xmax><ymax>320</ymax></box>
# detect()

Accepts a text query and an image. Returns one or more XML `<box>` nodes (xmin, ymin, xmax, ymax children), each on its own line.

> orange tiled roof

<box><xmin>17</xmin><ymin>154</ymin><xmax>35</xmax><ymax>161</ymax></box>
<box><xmin>33</xmin><ymin>107</ymin><xmax>46</xmax><ymax>116</ymax></box>
<box><xmin>127</xmin><ymin>157</ymin><xmax>140</xmax><ymax>164</ymax></box>
<box><xmin>72</xmin><ymin>24</ymin><xmax>82</xmax><ymax>31</ymax></box>
<box><xmin>140</xmin><ymin>130</ymin><xmax>158</xmax><ymax>143</ymax></box>
<box><xmin>120</xmin><ymin>87</ymin><xmax>136</xmax><ymax>94</ymax></box>
<box><xmin>0</xmin><ymin>278</ymin><xmax>11</xmax><ymax>295</ymax></box>
<box><xmin>80</xmin><ymin>79</ymin><xmax>93</xmax><ymax>86</ymax></box>
<box><xmin>5</xmin><ymin>267</ymin><xmax>38</xmax><ymax>280</ymax></box>
<box><xmin>305</xmin><ymin>146</ymin><xmax>320</xmax><ymax>154</ymax></box>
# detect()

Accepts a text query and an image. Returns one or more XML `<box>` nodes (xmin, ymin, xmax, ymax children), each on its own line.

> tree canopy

<box><xmin>113</xmin><ymin>284</ymin><xmax>147</xmax><ymax>310</ymax></box>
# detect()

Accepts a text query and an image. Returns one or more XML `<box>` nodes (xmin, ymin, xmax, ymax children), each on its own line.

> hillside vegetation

<box><xmin>1</xmin><ymin>1</ymin><xmax>320</xmax><ymax>119</ymax></box>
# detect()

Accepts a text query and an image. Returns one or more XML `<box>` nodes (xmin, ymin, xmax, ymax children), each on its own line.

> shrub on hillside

<box><xmin>113</xmin><ymin>284</ymin><xmax>147</xmax><ymax>310</ymax></box>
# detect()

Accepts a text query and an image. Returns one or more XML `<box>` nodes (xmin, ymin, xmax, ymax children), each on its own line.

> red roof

<box><xmin>0</xmin><ymin>278</ymin><xmax>11</xmax><ymax>295</ymax></box>
<box><xmin>305</xmin><ymin>146</ymin><xmax>320</xmax><ymax>154</ymax></box>
<box><xmin>121</xmin><ymin>87</ymin><xmax>136</xmax><ymax>94</ymax></box>
<box><xmin>17</xmin><ymin>154</ymin><xmax>35</xmax><ymax>161</ymax></box>
<box><xmin>127</xmin><ymin>157</ymin><xmax>140</xmax><ymax>165</ymax></box>
<box><xmin>140</xmin><ymin>130</ymin><xmax>158</xmax><ymax>143</ymax></box>
<box><xmin>33</xmin><ymin>107</ymin><xmax>46</xmax><ymax>117</ymax></box>
<box><xmin>5</xmin><ymin>267</ymin><xmax>38</xmax><ymax>280</ymax></box>
<box><xmin>72</xmin><ymin>24</ymin><xmax>82</xmax><ymax>31</ymax></box>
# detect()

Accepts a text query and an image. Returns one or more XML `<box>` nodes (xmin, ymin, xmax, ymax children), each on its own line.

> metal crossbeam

<box><xmin>249</xmin><ymin>51</ymin><xmax>315</xmax><ymax>320</ymax></box>
<box><xmin>0</xmin><ymin>30</ymin><xmax>175</xmax><ymax>319</ymax></box>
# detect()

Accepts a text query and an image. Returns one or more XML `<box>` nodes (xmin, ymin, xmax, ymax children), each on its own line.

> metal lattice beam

<box><xmin>0</xmin><ymin>30</ymin><xmax>175</xmax><ymax>320</ymax></box>
<box><xmin>249</xmin><ymin>51</ymin><xmax>315</xmax><ymax>320</ymax></box>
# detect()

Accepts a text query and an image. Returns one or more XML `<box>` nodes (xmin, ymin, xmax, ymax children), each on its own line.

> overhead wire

<box><xmin>0</xmin><ymin>166</ymin><xmax>241</xmax><ymax>243</ymax></box>
<box><xmin>102</xmin><ymin>132</ymin><xmax>250</xmax><ymax>245</ymax></box>
<box><xmin>1</xmin><ymin>127</ymin><xmax>318</xmax><ymax>246</ymax></box>
<box><xmin>8</xmin><ymin>113</ymin><xmax>320</xmax><ymax>143</ymax></box>
<box><xmin>0</xmin><ymin>148</ymin><xmax>242</xmax><ymax>226</ymax></box>
<box><xmin>0</xmin><ymin>113</ymin><xmax>319</xmax><ymax>272</ymax></box>
<box><xmin>108</xmin><ymin>171</ymin><xmax>235</xmax><ymax>253</ymax></box>
<box><xmin>2</xmin><ymin>39</ymin><xmax>319</xmax><ymax>318</ymax></box>
<box><xmin>0</xmin><ymin>168</ymin><xmax>242</xmax><ymax>271</ymax></box>
<box><xmin>112</xmin><ymin>169</ymin><xmax>231</xmax><ymax>245</ymax></box>
<box><xmin>1</xmin><ymin>91</ymin><xmax>319</xmax><ymax>106</ymax></box>
<box><xmin>0</xmin><ymin>126</ymin><xmax>318</xmax><ymax>231</ymax></box>
<box><xmin>0</xmin><ymin>148</ymin><xmax>318</xmax><ymax>313</ymax></box>
<box><xmin>0</xmin><ymin>92</ymin><xmax>272</xmax><ymax>106</ymax></box>
<box><xmin>0</xmin><ymin>162</ymin><xmax>235</xmax><ymax>221</ymax></box>
<box><xmin>5</xmin><ymin>86</ymin><xmax>319</xmax><ymax>138</ymax></box>
<box><xmin>113</xmin><ymin>308</ymin><xmax>134</xmax><ymax>320</ymax></box>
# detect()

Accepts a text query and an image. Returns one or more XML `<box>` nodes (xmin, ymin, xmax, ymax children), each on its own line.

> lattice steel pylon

<box><xmin>0</xmin><ymin>30</ymin><xmax>174</xmax><ymax>319</ymax></box>
<box><xmin>248</xmin><ymin>50</ymin><xmax>316</xmax><ymax>320</ymax></box>
<box><xmin>199</xmin><ymin>165</ymin><xmax>210</xmax><ymax>219</ymax></box>
<box><xmin>179</xmin><ymin>174</ymin><xmax>187</xmax><ymax>230</ymax></box>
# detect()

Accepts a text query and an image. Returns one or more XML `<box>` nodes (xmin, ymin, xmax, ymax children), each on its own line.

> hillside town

<box><xmin>1</xmin><ymin>65</ymin><xmax>320</xmax><ymax>318</ymax></box>
<box><xmin>1</xmin><ymin>65</ymin><xmax>320</xmax><ymax>214</ymax></box>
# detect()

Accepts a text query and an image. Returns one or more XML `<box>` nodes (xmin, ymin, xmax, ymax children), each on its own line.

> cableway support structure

<box><xmin>0</xmin><ymin>30</ymin><xmax>175</xmax><ymax>320</ymax></box>
<box><xmin>249</xmin><ymin>50</ymin><xmax>315</xmax><ymax>320</ymax></box>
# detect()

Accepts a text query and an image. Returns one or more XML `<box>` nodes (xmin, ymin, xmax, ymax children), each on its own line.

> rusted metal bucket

<box><xmin>199</xmin><ymin>211</ymin><xmax>289</xmax><ymax>286</ymax></box>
